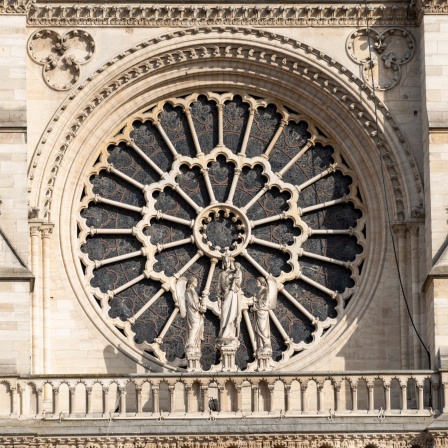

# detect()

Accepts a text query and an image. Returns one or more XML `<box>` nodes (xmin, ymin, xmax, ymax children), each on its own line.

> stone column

<box><xmin>400</xmin><ymin>383</ymin><xmax>407</xmax><ymax>412</ymax></box>
<box><xmin>53</xmin><ymin>386</ymin><xmax>60</xmax><ymax>415</ymax></box>
<box><xmin>136</xmin><ymin>386</ymin><xmax>142</xmax><ymax>414</ymax></box>
<box><xmin>103</xmin><ymin>386</ymin><xmax>109</xmax><ymax>416</ymax></box>
<box><xmin>284</xmin><ymin>385</ymin><xmax>291</xmax><ymax>413</ymax></box>
<box><xmin>152</xmin><ymin>386</ymin><xmax>159</xmax><ymax>413</ymax></box>
<box><xmin>119</xmin><ymin>386</ymin><xmax>127</xmax><ymax>415</ymax></box>
<box><xmin>393</xmin><ymin>224</ymin><xmax>409</xmax><ymax>369</ymax></box>
<box><xmin>169</xmin><ymin>385</ymin><xmax>175</xmax><ymax>413</ymax></box>
<box><xmin>300</xmin><ymin>384</ymin><xmax>307</xmax><ymax>413</ymax></box>
<box><xmin>86</xmin><ymin>387</ymin><xmax>93</xmax><ymax>415</ymax></box>
<box><xmin>69</xmin><ymin>386</ymin><xmax>76</xmax><ymax>417</ymax></box>
<box><xmin>268</xmin><ymin>384</ymin><xmax>275</xmax><ymax>414</ymax></box>
<box><xmin>407</xmin><ymin>223</ymin><xmax>423</xmax><ymax>368</ymax></box>
<box><xmin>351</xmin><ymin>385</ymin><xmax>358</xmax><ymax>412</ymax></box>
<box><xmin>10</xmin><ymin>387</ymin><xmax>17</xmax><ymax>416</ymax></box>
<box><xmin>41</xmin><ymin>224</ymin><xmax>54</xmax><ymax>374</ymax></box>
<box><xmin>252</xmin><ymin>386</ymin><xmax>259</xmax><ymax>413</ymax></box>
<box><xmin>30</xmin><ymin>224</ymin><xmax>43</xmax><ymax>374</ymax></box>
<box><xmin>367</xmin><ymin>383</ymin><xmax>374</xmax><ymax>412</ymax></box>
<box><xmin>201</xmin><ymin>386</ymin><xmax>209</xmax><ymax>413</ymax></box>
<box><xmin>384</xmin><ymin>384</ymin><xmax>391</xmax><ymax>413</ymax></box>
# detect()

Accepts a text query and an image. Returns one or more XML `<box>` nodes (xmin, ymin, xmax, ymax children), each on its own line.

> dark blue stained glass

<box><xmin>276</xmin><ymin>142</ymin><xmax>334</xmax><ymax>188</ymax></box>
<box><xmin>246</xmin><ymin>187</ymin><xmax>291</xmax><ymax>222</ymax></box>
<box><xmin>176</xmin><ymin>164</ymin><xmax>209</xmax><ymax>208</ymax></box>
<box><xmin>144</xmin><ymin>219</ymin><xmax>190</xmax><ymax>245</ymax></box>
<box><xmin>91</xmin><ymin>171</ymin><xmax>145</xmax><ymax>209</ymax></box>
<box><xmin>109</xmin><ymin>279</ymin><xmax>165</xmax><ymax>324</ymax></box>
<box><xmin>284</xmin><ymin>278</ymin><xmax>338</xmax><ymax>321</ymax></box>
<box><xmin>301</xmin><ymin>203</ymin><xmax>362</xmax><ymax>230</ymax></box>
<box><xmin>252</xmin><ymin>220</ymin><xmax>301</xmax><ymax>246</ymax></box>
<box><xmin>154</xmin><ymin>244</ymin><xmax>197</xmax><ymax>277</ymax></box>
<box><xmin>130</xmin><ymin>120</ymin><xmax>174</xmax><ymax>174</ymax></box>
<box><xmin>131</xmin><ymin>288</ymin><xmax>176</xmax><ymax>344</ymax></box>
<box><xmin>201</xmin><ymin>311</ymin><xmax>220</xmax><ymax>371</ymax></box>
<box><xmin>91</xmin><ymin>255</ymin><xmax>146</xmax><ymax>293</ymax></box>
<box><xmin>223</xmin><ymin>96</ymin><xmax>250</xmax><ymax>154</ymax></box>
<box><xmin>81</xmin><ymin>203</ymin><xmax>141</xmax><ymax>230</ymax></box>
<box><xmin>275</xmin><ymin>293</ymin><xmax>314</xmax><ymax>344</ymax></box>
<box><xmin>190</xmin><ymin>95</ymin><xmax>219</xmax><ymax>154</ymax></box>
<box><xmin>159</xmin><ymin>104</ymin><xmax>196</xmax><ymax>158</ymax></box>
<box><xmin>161</xmin><ymin>312</ymin><xmax>187</xmax><ymax>363</ymax></box>
<box><xmin>302</xmin><ymin>235</ymin><xmax>362</xmax><ymax>262</ymax></box>
<box><xmin>247</xmin><ymin>245</ymin><xmax>292</xmax><ymax>278</ymax></box>
<box><xmin>235</xmin><ymin>318</ymin><xmax>255</xmax><ymax>370</ymax></box>
<box><xmin>81</xmin><ymin>235</ymin><xmax>141</xmax><ymax>262</ymax></box>
<box><xmin>246</xmin><ymin>104</ymin><xmax>282</xmax><ymax>158</ymax></box>
<box><xmin>107</xmin><ymin>142</ymin><xmax>160</xmax><ymax>186</ymax></box>
<box><xmin>207</xmin><ymin>155</ymin><xmax>235</xmax><ymax>203</ymax></box>
<box><xmin>153</xmin><ymin>188</ymin><xmax>196</xmax><ymax>221</ymax></box>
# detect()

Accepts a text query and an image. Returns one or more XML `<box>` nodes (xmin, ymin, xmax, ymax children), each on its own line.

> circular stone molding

<box><xmin>77</xmin><ymin>91</ymin><xmax>366</xmax><ymax>371</ymax></box>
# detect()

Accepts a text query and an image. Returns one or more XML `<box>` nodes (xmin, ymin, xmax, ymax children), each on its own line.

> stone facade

<box><xmin>1</xmin><ymin>0</ymin><xmax>448</xmax><ymax>444</ymax></box>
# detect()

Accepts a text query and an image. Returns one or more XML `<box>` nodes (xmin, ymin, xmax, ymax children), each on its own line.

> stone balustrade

<box><xmin>0</xmin><ymin>371</ymin><xmax>441</xmax><ymax>419</ymax></box>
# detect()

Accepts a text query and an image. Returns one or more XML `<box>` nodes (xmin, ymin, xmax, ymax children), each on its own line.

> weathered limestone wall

<box><xmin>420</xmin><ymin>14</ymin><xmax>448</xmax><ymax>368</ymax></box>
<box><xmin>0</xmin><ymin>14</ymin><xmax>30</xmax><ymax>374</ymax></box>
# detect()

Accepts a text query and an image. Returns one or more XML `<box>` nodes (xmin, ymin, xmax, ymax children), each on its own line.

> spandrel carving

<box><xmin>346</xmin><ymin>28</ymin><xmax>415</xmax><ymax>90</ymax></box>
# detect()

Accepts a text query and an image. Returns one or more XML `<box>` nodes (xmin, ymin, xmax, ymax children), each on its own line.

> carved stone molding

<box><xmin>346</xmin><ymin>28</ymin><xmax>415</xmax><ymax>91</ymax></box>
<box><xmin>22</xmin><ymin>3</ymin><xmax>419</xmax><ymax>27</ymax></box>
<box><xmin>28</xmin><ymin>29</ymin><xmax>95</xmax><ymax>91</ymax></box>
<box><xmin>1</xmin><ymin>0</ymin><xmax>444</xmax><ymax>22</ymax></box>
<box><xmin>0</xmin><ymin>432</ymin><xmax>445</xmax><ymax>448</ymax></box>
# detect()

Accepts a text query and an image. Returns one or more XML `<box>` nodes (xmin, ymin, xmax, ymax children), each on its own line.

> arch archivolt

<box><xmin>27</xmin><ymin>27</ymin><xmax>423</xmax><ymax>372</ymax></box>
<box><xmin>29</xmin><ymin>26</ymin><xmax>422</xmax><ymax>218</ymax></box>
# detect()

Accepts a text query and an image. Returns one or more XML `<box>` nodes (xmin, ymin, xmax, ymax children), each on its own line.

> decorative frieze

<box><xmin>0</xmin><ymin>430</ymin><xmax>445</xmax><ymax>448</ymax></box>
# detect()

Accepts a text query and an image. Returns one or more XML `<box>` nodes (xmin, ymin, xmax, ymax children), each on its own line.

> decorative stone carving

<box><xmin>252</xmin><ymin>277</ymin><xmax>278</xmax><ymax>370</ymax></box>
<box><xmin>77</xmin><ymin>91</ymin><xmax>366</xmax><ymax>372</ymax></box>
<box><xmin>347</xmin><ymin>28</ymin><xmax>415</xmax><ymax>90</ymax></box>
<box><xmin>28</xmin><ymin>29</ymin><xmax>95</xmax><ymax>90</ymax></box>
<box><xmin>24</xmin><ymin>3</ymin><xmax>419</xmax><ymax>27</ymax></box>
<box><xmin>176</xmin><ymin>276</ymin><xmax>206</xmax><ymax>371</ymax></box>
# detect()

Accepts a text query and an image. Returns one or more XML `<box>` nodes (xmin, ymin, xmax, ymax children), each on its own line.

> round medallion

<box><xmin>194</xmin><ymin>204</ymin><xmax>251</xmax><ymax>258</ymax></box>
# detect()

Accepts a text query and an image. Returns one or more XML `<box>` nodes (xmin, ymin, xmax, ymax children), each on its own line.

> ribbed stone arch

<box><xmin>28</xmin><ymin>27</ymin><xmax>422</xmax><ymax>371</ymax></box>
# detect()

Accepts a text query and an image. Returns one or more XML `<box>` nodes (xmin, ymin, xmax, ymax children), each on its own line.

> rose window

<box><xmin>78</xmin><ymin>92</ymin><xmax>366</xmax><ymax>371</ymax></box>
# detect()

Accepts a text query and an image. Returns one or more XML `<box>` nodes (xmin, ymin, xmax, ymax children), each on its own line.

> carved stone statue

<box><xmin>217</xmin><ymin>256</ymin><xmax>242</xmax><ymax>344</ymax></box>
<box><xmin>252</xmin><ymin>277</ymin><xmax>272</xmax><ymax>352</ymax></box>
<box><xmin>176</xmin><ymin>276</ymin><xmax>206</xmax><ymax>351</ymax></box>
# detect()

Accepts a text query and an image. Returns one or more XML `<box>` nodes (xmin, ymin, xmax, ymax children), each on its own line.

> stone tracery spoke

<box><xmin>78</xmin><ymin>91</ymin><xmax>366</xmax><ymax>371</ymax></box>
<box><xmin>93</xmin><ymin>195</ymin><xmax>144</xmax><ymax>214</ymax></box>
<box><xmin>94</xmin><ymin>249</ymin><xmax>144</xmax><ymax>268</ymax></box>
<box><xmin>300</xmin><ymin>196</ymin><xmax>349</xmax><ymax>216</ymax></box>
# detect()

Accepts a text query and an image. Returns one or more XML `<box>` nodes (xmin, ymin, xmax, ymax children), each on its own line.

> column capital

<box><xmin>40</xmin><ymin>222</ymin><xmax>55</xmax><ymax>239</ymax></box>
<box><xmin>392</xmin><ymin>222</ymin><xmax>408</xmax><ymax>237</ymax></box>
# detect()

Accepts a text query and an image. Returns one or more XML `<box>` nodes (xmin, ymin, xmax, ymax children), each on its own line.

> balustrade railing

<box><xmin>0</xmin><ymin>371</ymin><xmax>441</xmax><ymax>419</ymax></box>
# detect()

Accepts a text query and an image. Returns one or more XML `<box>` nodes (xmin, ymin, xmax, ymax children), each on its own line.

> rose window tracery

<box><xmin>77</xmin><ymin>92</ymin><xmax>366</xmax><ymax>371</ymax></box>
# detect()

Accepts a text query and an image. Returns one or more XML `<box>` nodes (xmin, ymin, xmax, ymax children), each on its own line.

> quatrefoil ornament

<box><xmin>346</xmin><ymin>28</ymin><xmax>415</xmax><ymax>91</ymax></box>
<box><xmin>28</xmin><ymin>29</ymin><xmax>95</xmax><ymax>91</ymax></box>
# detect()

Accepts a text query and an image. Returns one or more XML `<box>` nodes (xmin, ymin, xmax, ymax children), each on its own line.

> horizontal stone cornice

<box><xmin>1</xmin><ymin>1</ymin><xmax>423</xmax><ymax>26</ymax></box>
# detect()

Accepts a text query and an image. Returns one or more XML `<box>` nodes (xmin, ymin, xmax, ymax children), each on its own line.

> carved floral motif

<box><xmin>28</xmin><ymin>29</ymin><xmax>95</xmax><ymax>90</ymax></box>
